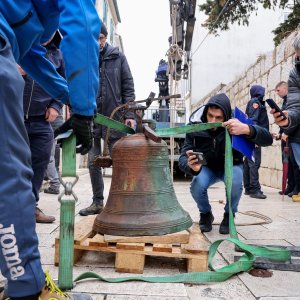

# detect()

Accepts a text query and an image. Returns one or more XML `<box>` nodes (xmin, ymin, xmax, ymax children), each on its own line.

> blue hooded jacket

<box><xmin>0</xmin><ymin>0</ymin><xmax>101</xmax><ymax>116</ymax></box>
<box><xmin>246</xmin><ymin>85</ymin><xmax>269</xmax><ymax>130</ymax></box>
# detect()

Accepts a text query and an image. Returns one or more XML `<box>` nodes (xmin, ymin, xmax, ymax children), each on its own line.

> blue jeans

<box><xmin>291</xmin><ymin>143</ymin><xmax>300</xmax><ymax>170</ymax></box>
<box><xmin>190</xmin><ymin>164</ymin><xmax>243</xmax><ymax>214</ymax></box>
<box><xmin>0</xmin><ymin>33</ymin><xmax>44</xmax><ymax>296</ymax></box>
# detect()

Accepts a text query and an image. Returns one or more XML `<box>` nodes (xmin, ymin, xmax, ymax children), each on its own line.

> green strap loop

<box><xmin>57</xmin><ymin>121</ymin><xmax>290</xmax><ymax>286</ymax></box>
<box><xmin>72</xmin><ymin>122</ymin><xmax>290</xmax><ymax>284</ymax></box>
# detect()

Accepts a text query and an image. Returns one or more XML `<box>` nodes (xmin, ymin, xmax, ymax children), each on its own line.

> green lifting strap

<box><xmin>94</xmin><ymin>113</ymin><xmax>135</xmax><ymax>134</ymax></box>
<box><xmin>71</xmin><ymin>121</ymin><xmax>291</xmax><ymax>285</ymax></box>
<box><xmin>58</xmin><ymin>133</ymin><xmax>77</xmax><ymax>290</ymax></box>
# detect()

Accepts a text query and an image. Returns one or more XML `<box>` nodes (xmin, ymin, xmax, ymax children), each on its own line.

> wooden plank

<box><xmin>153</xmin><ymin>244</ymin><xmax>173</xmax><ymax>253</ymax></box>
<box><xmin>116</xmin><ymin>243</ymin><xmax>145</xmax><ymax>251</ymax></box>
<box><xmin>74</xmin><ymin>215</ymin><xmax>96</xmax><ymax>245</ymax></box>
<box><xmin>115</xmin><ymin>253</ymin><xmax>145</xmax><ymax>274</ymax></box>
<box><xmin>183</xmin><ymin>223</ymin><xmax>210</xmax><ymax>254</ymax></box>
<box><xmin>104</xmin><ymin>230</ymin><xmax>189</xmax><ymax>244</ymax></box>
<box><xmin>89</xmin><ymin>234</ymin><xmax>108</xmax><ymax>247</ymax></box>
<box><xmin>187</xmin><ymin>254</ymin><xmax>208</xmax><ymax>272</ymax></box>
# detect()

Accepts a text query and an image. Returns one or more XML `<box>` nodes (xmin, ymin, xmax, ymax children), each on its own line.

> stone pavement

<box><xmin>34</xmin><ymin>168</ymin><xmax>300</xmax><ymax>299</ymax></box>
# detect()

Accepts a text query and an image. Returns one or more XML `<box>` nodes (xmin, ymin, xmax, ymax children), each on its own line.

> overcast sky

<box><xmin>117</xmin><ymin>0</ymin><xmax>171</xmax><ymax>101</ymax></box>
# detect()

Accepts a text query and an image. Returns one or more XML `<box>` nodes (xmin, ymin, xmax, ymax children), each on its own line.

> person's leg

<box><xmin>243</xmin><ymin>157</ymin><xmax>250</xmax><ymax>193</ymax></box>
<box><xmin>25</xmin><ymin>120</ymin><xmax>56</xmax><ymax>223</ymax></box>
<box><xmin>190</xmin><ymin>166</ymin><xmax>219</xmax><ymax>213</ymax></box>
<box><xmin>79</xmin><ymin>137</ymin><xmax>104</xmax><ymax>216</ymax></box>
<box><xmin>223</xmin><ymin>164</ymin><xmax>243</xmax><ymax>213</ymax></box>
<box><xmin>289</xmin><ymin>146</ymin><xmax>300</xmax><ymax>195</ymax></box>
<box><xmin>44</xmin><ymin>140</ymin><xmax>60</xmax><ymax>193</ymax></box>
<box><xmin>0</xmin><ymin>33</ymin><xmax>44</xmax><ymax>297</ymax></box>
<box><xmin>190</xmin><ymin>166</ymin><xmax>219</xmax><ymax>232</ymax></box>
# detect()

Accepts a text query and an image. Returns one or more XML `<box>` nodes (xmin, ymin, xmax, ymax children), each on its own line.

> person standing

<box><xmin>275</xmin><ymin>81</ymin><xmax>300</xmax><ymax>197</ymax></box>
<box><xmin>243</xmin><ymin>85</ymin><xmax>269</xmax><ymax>199</ymax></box>
<box><xmin>271</xmin><ymin>33</ymin><xmax>300</xmax><ymax>202</ymax></box>
<box><xmin>0</xmin><ymin>0</ymin><xmax>100</xmax><ymax>298</ymax></box>
<box><xmin>79</xmin><ymin>23</ymin><xmax>135</xmax><ymax>216</ymax></box>
<box><xmin>21</xmin><ymin>33</ymin><xmax>64</xmax><ymax>223</ymax></box>
<box><xmin>178</xmin><ymin>93</ymin><xmax>273</xmax><ymax>234</ymax></box>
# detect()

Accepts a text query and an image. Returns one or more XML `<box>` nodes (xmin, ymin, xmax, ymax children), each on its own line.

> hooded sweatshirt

<box><xmin>246</xmin><ymin>85</ymin><xmax>269</xmax><ymax>130</ymax></box>
<box><xmin>179</xmin><ymin>93</ymin><xmax>273</xmax><ymax>176</ymax></box>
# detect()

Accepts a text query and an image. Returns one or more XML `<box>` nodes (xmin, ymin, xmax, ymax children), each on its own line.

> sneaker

<box><xmin>250</xmin><ymin>191</ymin><xmax>267</xmax><ymax>199</ymax></box>
<box><xmin>292</xmin><ymin>192</ymin><xmax>300</xmax><ymax>202</ymax></box>
<box><xmin>40</xmin><ymin>271</ymin><xmax>92</xmax><ymax>299</ymax></box>
<box><xmin>35</xmin><ymin>207</ymin><xmax>56</xmax><ymax>223</ymax></box>
<box><xmin>44</xmin><ymin>186</ymin><xmax>60</xmax><ymax>195</ymax></box>
<box><xmin>79</xmin><ymin>203</ymin><xmax>103</xmax><ymax>216</ymax></box>
<box><xmin>199</xmin><ymin>211</ymin><xmax>214</xmax><ymax>233</ymax></box>
<box><xmin>0</xmin><ymin>271</ymin><xmax>92</xmax><ymax>299</ymax></box>
<box><xmin>219</xmin><ymin>212</ymin><xmax>235</xmax><ymax>234</ymax></box>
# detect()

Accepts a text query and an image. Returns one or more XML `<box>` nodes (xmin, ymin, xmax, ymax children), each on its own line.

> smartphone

<box><xmin>190</xmin><ymin>152</ymin><xmax>207</xmax><ymax>165</ymax></box>
<box><xmin>266</xmin><ymin>98</ymin><xmax>287</xmax><ymax>120</ymax></box>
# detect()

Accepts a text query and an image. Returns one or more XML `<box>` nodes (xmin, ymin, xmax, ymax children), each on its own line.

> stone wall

<box><xmin>191</xmin><ymin>30</ymin><xmax>299</xmax><ymax>189</ymax></box>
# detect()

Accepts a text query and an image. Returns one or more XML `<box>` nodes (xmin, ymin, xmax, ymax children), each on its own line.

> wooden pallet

<box><xmin>55</xmin><ymin>215</ymin><xmax>210</xmax><ymax>274</ymax></box>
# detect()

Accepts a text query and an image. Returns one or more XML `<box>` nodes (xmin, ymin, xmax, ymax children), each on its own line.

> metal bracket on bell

<box><xmin>58</xmin><ymin>175</ymin><xmax>79</xmax><ymax>202</ymax></box>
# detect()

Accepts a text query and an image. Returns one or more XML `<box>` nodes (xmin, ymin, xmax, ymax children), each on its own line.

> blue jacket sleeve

<box><xmin>247</xmin><ymin>99</ymin><xmax>260</xmax><ymax>123</ymax></box>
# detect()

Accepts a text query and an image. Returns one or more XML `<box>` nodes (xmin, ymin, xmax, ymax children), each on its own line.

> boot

<box><xmin>219</xmin><ymin>212</ymin><xmax>235</xmax><ymax>234</ymax></box>
<box><xmin>35</xmin><ymin>207</ymin><xmax>56</xmax><ymax>223</ymax></box>
<box><xmin>199</xmin><ymin>211</ymin><xmax>214</xmax><ymax>233</ymax></box>
<box><xmin>292</xmin><ymin>192</ymin><xmax>300</xmax><ymax>202</ymax></box>
<box><xmin>44</xmin><ymin>186</ymin><xmax>60</xmax><ymax>195</ymax></box>
<box><xmin>79</xmin><ymin>202</ymin><xmax>103</xmax><ymax>216</ymax></box>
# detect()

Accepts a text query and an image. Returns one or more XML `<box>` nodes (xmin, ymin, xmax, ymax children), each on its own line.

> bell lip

<box><xmin>92</xmin><ymin>218</ymin><xmax>193</xmax><ymax>236</ymax></box>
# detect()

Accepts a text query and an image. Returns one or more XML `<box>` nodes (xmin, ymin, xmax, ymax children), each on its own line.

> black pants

<box><xmin>243</xmin><ymin>147</ymin><xmax>262</xmax><ymax>193</ymax></box>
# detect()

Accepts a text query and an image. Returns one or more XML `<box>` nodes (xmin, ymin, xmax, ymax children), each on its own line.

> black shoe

<box><xmin>250</xmin><ymin>191</ymin><xmax>267</xmax><ymax>199</ymax></box>
<box><xmin>288</xmin><ymin>190</ymin><xmax>298</xmax><ymax>197</ymax></box>
<box><xmin>199</xmin><ymin>211</ymin><xmax>214</xmax><ymax>233</ymax></box>
<box><xmin>44</xmin><ymin>186</ymin><xmax>60</xmax><ymax>195</ymax></box>
<box><xmin>219</xmin><ymin>212</ymin><xmax>235</xmax><ymax>234</ymax></box>
<box><xmin>244</xmin><ymin>190</ymin><xmax>250</xmax><ymax>195</ymax></box>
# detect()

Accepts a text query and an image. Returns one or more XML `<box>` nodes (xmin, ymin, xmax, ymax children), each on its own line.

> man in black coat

<box><xmin>179</xmin><ymin>93</ymin><xmax>273</xmax><ymax>234</ymax></box>
<box><xmin>79</xmin><ymin>24</ymin><xmax>135</xmax><ymax>216</ymax></box>
<box><xmin>272</xmin><ymin>33</ymin><xmax>300</xmax><ymax>202</ymax></box>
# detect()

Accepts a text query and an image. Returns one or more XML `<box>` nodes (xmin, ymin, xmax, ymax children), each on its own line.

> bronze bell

<box><xmin>93</xmin><ymin>133</ymin><xmax>193</xmax><ymax>236</ymax></box>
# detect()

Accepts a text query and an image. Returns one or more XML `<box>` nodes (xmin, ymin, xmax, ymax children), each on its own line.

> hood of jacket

<box><xmin>189</xmin><ymin>93</ymin><xmax>232</xmax><ymax>123</ymax></box>
<box><xmin>101</xmin><ymin>43</ymin><xmax>119</xmax><ymax>60</ymax></box>
<box><xmin>250</xmin><ymin>85</ymin><xmax>265</xmax><ymax>100</ymax></box>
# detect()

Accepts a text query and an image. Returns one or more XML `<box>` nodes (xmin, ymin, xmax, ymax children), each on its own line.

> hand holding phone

<box><xmin>190</xmin><ymin>152</ymin><xmax>207</xmax><ymax>165</ymax></box>
<box><xmin>266</xmin><ymin>98</ymin><xmax>287</xmax><ymax>120</ymax></box>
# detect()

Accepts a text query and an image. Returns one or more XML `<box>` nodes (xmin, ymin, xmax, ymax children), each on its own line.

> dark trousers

<box><xmin>287</xmin><ymin>145</ymin><xmax>300</xmax><ymax>192</ymax></box>
<box><xmin>25</xmin><ymin>119</ymin><xmax>53</xmax><ymax>203</ymax></box>
<box><xmin>243</xmin><ymin>147</ymin><xmax>262</xmax><ymax>193</ymax></box>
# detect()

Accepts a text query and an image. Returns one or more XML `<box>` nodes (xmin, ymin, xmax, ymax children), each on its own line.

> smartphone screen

<box><xmin>266</xmin><ymin>99</ymin><xmax>287</xmax><ymax>120</ymax></box>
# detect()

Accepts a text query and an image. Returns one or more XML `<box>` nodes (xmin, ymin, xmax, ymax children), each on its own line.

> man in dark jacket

<box><xmin>79</xmin><ymin>24</ymin><xmax>135</xmax><ymax>216</ymax></box>
<box><xmin>20</xmin><ymin>33</ymin><xmax>64</xmax><ymax>223</ymax></box>
<box><xmin>243</xmin><ymin>85</ymin><xmax>269</xmax><ymax>199</ymax></box>
<box><xmin>272</xmin><ymin>33</ymin><xmax>300</xmax><ymax>202</ymax></box>
<box><xmin>275</xmin><ymin>81</ymin><xmax>300</xmax><ymax>197</ymax></box>
<box><xmin>179</xmin><ymin>93</ymin><xmax>273</xmax><ymax>234</ymax></box>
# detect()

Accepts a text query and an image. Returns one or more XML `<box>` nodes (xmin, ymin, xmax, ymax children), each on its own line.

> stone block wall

<box><xmin>192</xmin><ymin>30</ymin><xmax>299</xmax><ymax>189</ymax></box>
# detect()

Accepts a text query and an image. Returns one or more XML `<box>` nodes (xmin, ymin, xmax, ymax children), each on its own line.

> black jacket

<box><xmin>96</xmin><ymin>43</ymin><xmax>135</xmax><ymax>140</ymax></box>
<box><xmin>283</xmin><ymin>67</ymin><xmax>300</xmax><ymax>143</ymax></box>
<box><xmin>23</xmin><ymin>42</ymin><xmax>64</xmax><ymax>118</ymax></box>
<box><xmin>179</xmin><ymin>93</ymin><xmax>273</xmax><ymax>176</ymax></box>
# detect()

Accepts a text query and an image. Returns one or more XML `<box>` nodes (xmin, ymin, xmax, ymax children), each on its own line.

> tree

<box><xmin>199</xmin><ymin>0</ymin><xmax>300</xmax><ymax>45</ymax></box>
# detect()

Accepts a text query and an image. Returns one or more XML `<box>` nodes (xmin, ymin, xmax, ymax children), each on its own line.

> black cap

<box><xmin>100</xmin><ymin>23</ymin><xmax>108</xmax><ymax>37</ymax></box>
